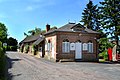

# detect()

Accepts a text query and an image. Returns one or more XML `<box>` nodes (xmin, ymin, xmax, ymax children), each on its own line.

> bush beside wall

<box><xmin>3</xmin><ymin>46</ymin><xmax>17</xmax><ymax>51</ymax></box>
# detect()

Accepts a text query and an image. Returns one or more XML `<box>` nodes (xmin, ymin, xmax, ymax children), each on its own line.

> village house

<box><xmin>19</xmin><ymin>34</ymin><xmax>45</xmax><ymax>57</ymax></box>
<box><xmin>19</xmin><ymin>23</ymin><xmax>100</xmax><ymax>62</ymax></box>
<box><xmin>44</xmin><ymin>23</ymin><xmax>100</xmax><ymax>62</ymax></box>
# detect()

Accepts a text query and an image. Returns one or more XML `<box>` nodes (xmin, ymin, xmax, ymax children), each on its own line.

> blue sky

<box><xmin>0</xmin><ymin>0</ymin><xmax>103</xmax><ymax>42</ymax></box>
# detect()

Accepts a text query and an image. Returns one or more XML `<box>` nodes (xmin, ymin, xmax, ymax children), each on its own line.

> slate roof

<box><xmin>57</xmin><ymin>23</ymin><xmax>76</xmax><ymax>31</ymax></box>
<box><xmin>21</xmin><ymin>34</ymin><xmax>42</xmax><ymax>43</ymax></box>
<box><xmin>45</xmin><ymin>23</ymin><xmax>100</xmax><ymax>35</ymax></box>
<box><xmin>33</xmin><ymin>37</ymin><xmax>44</xmax><ymax>45</ymax></box>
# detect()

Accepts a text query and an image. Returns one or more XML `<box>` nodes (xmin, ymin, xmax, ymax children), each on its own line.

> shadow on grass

<box><xmin>6</xmin><ymin>55</ymin><xmax>22</xmax><ymax>80</ymax></box>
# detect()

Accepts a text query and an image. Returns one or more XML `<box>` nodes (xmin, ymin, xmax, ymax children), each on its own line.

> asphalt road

<box><xmin>6</xmin><ymin>51</ymin><xmax>120</xmax><ymax>80</ymax></box>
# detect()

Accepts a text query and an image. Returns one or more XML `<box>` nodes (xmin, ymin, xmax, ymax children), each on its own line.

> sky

<box><xmin>0</xmin><ymin>0</ymin><xmax>103</xmax><ymax>43</ymax></box>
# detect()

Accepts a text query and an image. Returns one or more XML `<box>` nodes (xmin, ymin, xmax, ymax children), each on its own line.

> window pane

<box><xmin>65</xmin><ymin>42</ymin><xmax>67</xmax><ymax>52</ymax></box>
<box><xmin>62</xmin><ymin>42</ymin><xmax>70</xmax><ymax>53</ymax></box>
<box><xmin>83</xmin><ymin>43</ymin><xmax>87</xmax><ymax>50</ymax></box>
<box><xmin>88</xmin><ymin>43</ymin><xmax>93</xmax><ymax>53</ymax></box>
<box><xmin>62</xmin><ymin>42</ymin><xmax>65</xmax><ymax>52</ymax></box>
<box><xmin>67</xmin><ymin>42</ymin><xmax>70</xmax><ymax>52</ymax></box>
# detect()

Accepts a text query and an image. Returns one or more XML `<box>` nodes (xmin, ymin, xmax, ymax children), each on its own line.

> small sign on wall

<box><xmin>83</xmin><ymin>43</ymin><xmax>88</xmax><ymax>50</ymax></box>
<box><xmin>70</xmin><ymin>43</ymin><xmax>75</xmax><ymax>50</ymax></box>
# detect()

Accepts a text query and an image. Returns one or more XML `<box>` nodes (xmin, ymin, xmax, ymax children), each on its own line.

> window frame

<box><xmin>62</xmin><ymin>39</ymin><xmax>70</xmax><ymax>53</ymax></box>
<box><xmin>82</xmin><ymin>43</ymin><xmax>88</xmax><ymax>50</ymax></box>
<box><xmin>47</xmin><ymin>40</ymin><xmax>52</xmax><ymax>52</ymax></box>
<box><xmin>88</xmin><ymin>42</ymin><xmax>93</xmax><ymax>53</ymax></box>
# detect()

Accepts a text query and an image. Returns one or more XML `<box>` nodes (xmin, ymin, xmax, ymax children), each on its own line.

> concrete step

<box><xmin>59</xmin><ymin>59</ymin><xmax>74</xmax><ymax>62</ymax></box>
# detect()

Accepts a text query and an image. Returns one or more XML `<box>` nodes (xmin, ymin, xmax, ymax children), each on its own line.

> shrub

<box><xmin>3</xmin><ymin>46</ymin><xmax>7</xmax><ymax>51</ymax></box>
<box><xmin>11</xmin><ymin>46</ymin><xmax>17</xmax><ymax>51</ymax></box>
<box><xmin>20</xmin><ymin>46</ymin><xmax>23</xmax><ymax>52</ymax></box>
<box><xmin>3</xmin><ymin>45</ymin><xmax>17</xmax><ymax>51</ymax></box>
<box><xmin>25</xmin><ymin>45</ymin><xmax>29</xmax><ymax>53</ymax></box>
<box><xmin>99</xmin><ymin>50</ymin><xmax>108</xmax><ymax>61</ymax></box>
<box><xmin>32</xmin><ymin>45</ymin><xmax>37</xmax><ymax>55</ymax></box>
<box><xmin>0</xmin><ymin>41</ymin><xmax>6</xmax><ymax>80</ymax></box>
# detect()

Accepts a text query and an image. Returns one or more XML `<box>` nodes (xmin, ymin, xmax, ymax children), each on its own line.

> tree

<box><xmin>99</xmin><ymin>38</ymin><xmax>114</xmax><ymax>53</ymax></box>
<box><xmin>28</xmin><ymin>27</ymin><xmax>42</xmax><ymax>35</ymax></box>
<box><xmin>7</xmin><ymin>37</ymin><xmax>18</xmax><ymax>46</ymax></box>
<box><xmin>24</xmin><ymin>32</ymin><xmax>28</xmax><ymax>37</ymax></box>
<box><xmin>50</xmin><ymin>26</ymin><xmax>57</xmax><ymax>30</ymax></box>
<box><xmin>0</xmin><ymin>22</ymin><xmax>7</xmax><ymax>43</ymax></box>
<box><xmin>24</xmin><ymin>27</ymin><xmax>42</xmax><ymax>36</ymax></box>
<box><xmin>6</xmin><ymin>37</ymin><xmax>18</xmax><ymax>51</ymax></box>
<box><xmin>99</xmin><ymin>0</ymin><xmax>120</xmax><ymax>45</ymax></box>
<box><xmin>80</xmin><ymin>0</ymin><xmax>100</xmax><ymax>31</ymax></box>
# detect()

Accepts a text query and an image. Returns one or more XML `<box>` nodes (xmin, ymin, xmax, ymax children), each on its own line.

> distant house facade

<box><xmin>44</xmin><ymin>23</ymin><xmax>100</xmax><ymax>62</ymax></box>
<box><xmin>19</xmin><ymin>34</ymin><xmax>45</xmax><ymax>57</ymax></box>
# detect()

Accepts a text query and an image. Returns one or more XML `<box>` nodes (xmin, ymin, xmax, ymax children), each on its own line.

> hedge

<box><xmin>3</xmin><ymin>46</ymin><xmax>17</xmax><ymax>51</ymax></box>
<box><xmin>0</xmin><ymin>41</ymin><xmax>6</xmax><ymax>80</ymax></box>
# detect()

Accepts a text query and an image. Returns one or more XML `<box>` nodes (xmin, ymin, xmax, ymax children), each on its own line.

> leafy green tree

<box><xmin>99</xmin><ymin>38</ymin><xmax>114</xmax><ymax>53</ymax></box>
<box><xmin>50</xmin><ymin>26</ymin><xmax>57</xmax><ymax>30</ymax></box>
<box><xmin>99</xmin><ymin>0</ymin><xmax>120</xmax><ymax>45</ymax></box>
<box><xmin>28</xmin><ymin>30</ymin><xmax>35</xmax><ymax>35</ymax></box>
<box><xmin>5</xmin><ymin>37</ymin><xmax>18</xmax><ymax>51</ymax></box>
<box><xmin>24</xmin><ymin>26</ymin><xmax>57</xmax><ymax>37</ymax></box>
<box><xmin>28</xmin><ymin>27</ymin><xmax>41</xmax><ymax>35</ymax></box>
<box><xmin>80</xmin><ymin>0</ymin><xmax>100</xmax><ymax>31</ymax></box>
<box><xmin>24</xmin><ymin>32</ymin><xmax>28</xmax><ymax>37</ymax></box>
<box><xmin>7</xmin><ymin>37</ymin><xmax>18</xmax><ymax>46</ymax></box>
<box><xmin>0</xmin><ymin>22</ymin><xmax>7</xmax><ymax>43</ymax></box>
<box><xmin>35</xmin><ymin>27</ymin><xmax>42</xmax><ymax>34</ymax></box>
<box><xmin>24</xmin><ymin>27</ymin><xmax>42</xmax><ymax>36</ymax></box>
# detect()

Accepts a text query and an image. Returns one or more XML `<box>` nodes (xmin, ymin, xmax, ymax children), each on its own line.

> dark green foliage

<box><xmin>99</xmin><ymin>50</ymin><xmax>108</xmax><ymax>60</ymax></box>
<box><xmin>3</xmin><ymin>37</ymin><xmax>18</xmax><ymax>51</ymax></box>
<box><xmin>7</xmin><ymin>37</ymin><xmax>18</xmax><ymax>47</ymax></box>
<box><xmin>0</xmin><ymin>23</ymin><xmax>7</xmax><ymax>43</ymax></box>
<box><xmin>20</xmin><ymin>46</ymin><xmax>24</xmax><ymax>53</ymax></box>
<box><xmin>99</xmin><ymin>38</ymin><xmax>114</xmax><ymax>53</ymax></box>
<box><xmin>99</xmin><ymin>0</ymin><xmax>120</xmax><ymax>45</ymax></box>
<box><xmin>80</xmin><ymin>0</ymin><xmax>101</xmax><ymax>31</ymax></box>
<box><xmin>25</xmin><ymin>45</ymin><xmax>29</xmax><ymax>53</ymax></box>
<box><xmin>10</xmin><ymin>46</ymin><xmax>18</xmax><ymax>51</ymax></box>
<box><xmin>24</xmin><ymin>27</ymin><xmax>42</xmax><ymax>36</ymax></box>
<box><xmin>5</xmin><ymin>37</ymin><xmax>18</xmax><ymax>51</ymax></box>
<box><xmin>0</xmin><ymin>41</ymin><xmax>6</xmax><ymax>80</ymax></box>
<box><xmin>32</xmin><ymin>45</ymin><xmax>37</xmax><ymax>55</ymax></box>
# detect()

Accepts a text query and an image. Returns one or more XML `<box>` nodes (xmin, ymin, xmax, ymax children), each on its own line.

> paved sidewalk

<box><xmin>6</xmin><ymin>51</ymin><xmax>120</xmax><ymax>80</ymax></box>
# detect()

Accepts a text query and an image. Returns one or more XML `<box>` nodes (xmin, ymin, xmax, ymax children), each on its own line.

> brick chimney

<box><xmin>46</xmin><ymin>24</ymin><xmax>50</xmax><ymax>32</ymax></box>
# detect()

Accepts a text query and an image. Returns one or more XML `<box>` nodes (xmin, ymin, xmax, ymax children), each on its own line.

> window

<box><xmin>88</xmin><ymin>41</ymin><xmax>93</xmax><ymax>53</ymax></box>
<box><xmin>70</xmin><ymin>43</ymin><xmax>75</xmax><ymax>50</ymax></box>
<box><xmin>83</xmin><ymin>43</ymin><xmax>87</xmax><ymax>50</ymax></box>
<box><xmin>62</xmin><ymin>39</ymin><xmax>70</xmax><ymax>53</ymax></box>
<box><xmin>45</xmin><ymin>40</ymin><xmax>52</xmax><ymax>52</ymax></box>
<box><xmin>47</xmin><ymin>40</ymin><xmax>52</xmax><ymax>52</ymax></box>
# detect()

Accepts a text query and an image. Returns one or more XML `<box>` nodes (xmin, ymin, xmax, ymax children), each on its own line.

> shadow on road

<box><xmin>6</xmin><ymin>55</ymin><xmax>22</xmax><ymax>80</ymax></box>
